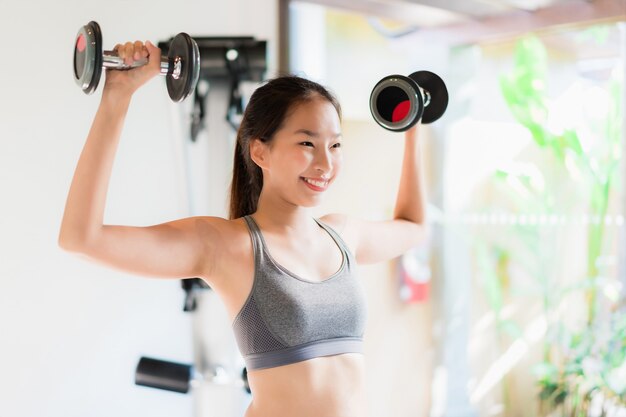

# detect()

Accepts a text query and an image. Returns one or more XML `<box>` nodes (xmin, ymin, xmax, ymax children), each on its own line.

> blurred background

<box><xmin>0</xmin><ymin>0</ymin><xmax>624</xmax><ymax>416</ymax></box>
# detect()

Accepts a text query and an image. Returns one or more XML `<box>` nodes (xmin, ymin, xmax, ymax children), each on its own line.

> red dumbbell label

<box><xmin>392</xmin><ymin>100</ymin><xmax>411</xmax><ymax>123</ymax></box>
<box><xmin>76</xmin><ymin>34</ymin><xmax>86</xmax><ymax>52</ymax></box>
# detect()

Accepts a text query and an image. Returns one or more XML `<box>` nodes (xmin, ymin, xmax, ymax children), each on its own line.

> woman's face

<box><xmin>253</xmin><ymin>96</ymin><xmax>343</xmax><ymax>207</ymax></box>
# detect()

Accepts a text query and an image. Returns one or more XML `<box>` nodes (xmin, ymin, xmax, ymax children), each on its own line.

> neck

<box><xmin>252</xmin><ymin>188</ymin><xmax>318</xmax><ymax>237</ymax></box>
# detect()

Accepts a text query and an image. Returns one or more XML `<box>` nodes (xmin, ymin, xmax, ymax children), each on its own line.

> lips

<box><xmin>301</xmin><ymin>177</ymin><xmax>330</xmax><ymax>191</ymax></box>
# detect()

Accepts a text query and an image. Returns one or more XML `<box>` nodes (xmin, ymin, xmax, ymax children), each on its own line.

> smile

<box><xmin>301</xmin><ymin>177</ymin><xmax>329</xmax><ymax>191</ymax></box>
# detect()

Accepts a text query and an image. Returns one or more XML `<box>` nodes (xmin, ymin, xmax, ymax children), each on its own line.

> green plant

<box><xmin>499</xmin><ymin>33</ymin><xmax>622</xmax><ymax>325</ymax></box>
<box><xmin>476</xmin><ymin>24</ymin><xmax>624</xmax><ymax>416</ymax></box>
<box><xmin>533</xmin><ymin>308</ymin><xmax>626</xmax><ymax>416</ymax></box>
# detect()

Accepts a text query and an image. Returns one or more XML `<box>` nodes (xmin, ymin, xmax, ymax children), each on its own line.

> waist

<box><xmin>246</xmin><ymin>352</ymin><xmax>367</xmax><ymax>416</ymax></box>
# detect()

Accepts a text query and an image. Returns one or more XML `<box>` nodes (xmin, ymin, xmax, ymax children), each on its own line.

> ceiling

<box><xmin>293</xmin><ymin>0</ymin><xmax>626</xmax><ymax>44</ymax></box>
<box><xmin>296</xmin><ymin>0</ymin><xmax>581</xmax><ymax>26</ymax></box>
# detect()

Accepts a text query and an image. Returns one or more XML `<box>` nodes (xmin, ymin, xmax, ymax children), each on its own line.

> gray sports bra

<box><xmin>232</xmin><ymin>215</ymin><xmax>368</xmax><ymax>371</ymax></box>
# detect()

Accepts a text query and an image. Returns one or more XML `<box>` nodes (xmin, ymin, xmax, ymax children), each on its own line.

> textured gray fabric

<box><xmin>232</xmin><ymin>215</ymin><xmax>368</xmax><ymax>371</ymax></box>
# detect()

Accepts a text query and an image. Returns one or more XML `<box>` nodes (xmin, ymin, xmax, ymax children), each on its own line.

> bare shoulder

<box><xmin>318</xmin><ymin>213</ymin><xmax>358</xmax><ymax>252</ymax></box>
<box><xmin>318</xmin><ymin>213</ymin><xmax>425</xmax><ymax>265</ymax></box>
<box><xmin>318</xmin><ymin>212</ymin><xmax>348</xmax><ymax>232</ymax></box>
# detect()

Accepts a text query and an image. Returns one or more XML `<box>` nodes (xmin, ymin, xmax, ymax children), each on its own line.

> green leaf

<box><xmin>533</xmin><ymin>362</ymin><xmax>559</xmax><ymax>383</ymax></box>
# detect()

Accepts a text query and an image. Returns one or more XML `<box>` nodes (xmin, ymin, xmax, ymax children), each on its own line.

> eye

<box><xmin>300</xmin><ymin>141</ymin><xmax>314</xmax><ymax>147</ymax></box>
<box><xmin>332</xmin><ymin>143</ymin><xmax>342</xmax><ymax>149</ymax></box>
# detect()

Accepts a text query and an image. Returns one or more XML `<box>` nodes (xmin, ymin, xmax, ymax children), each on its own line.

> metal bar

<box><xmin>618</xmin><ymin>22</ymin><xmax>626</xmax><ymax>290</ymax></box>
<box><xmin>102</xmin><ymin>51</ymin><xmax>170</xmax><ymax>76</ymax></box>
<box><xmin>279</xmin><ymin>0</ymin><xmax>291</xmax><ymax>73</ymax></box>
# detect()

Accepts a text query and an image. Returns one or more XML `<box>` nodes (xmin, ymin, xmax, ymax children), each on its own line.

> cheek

<box><xmin>333</xmin><ymin>153</ymin><xmax>344</xmax><ymax>172</ymax></box>
<box><xmin>271</xmin><ymin>147</ymin><xmax>308</xmax><ymax>171</ymax></box>
<box><xmin>274</xmin><ymin>151</ymin><xmax>310</xmax><ymax>180</ymax></box>
<box><xmin>291</xmin><ymin>151</ymin><xmax>313</xmax><ymax>168</ymax></box>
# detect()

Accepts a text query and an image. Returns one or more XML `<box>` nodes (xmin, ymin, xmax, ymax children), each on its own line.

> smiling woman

<box><xmin>229</xmin><ymin>76</ymin><xmax>344</xmax><ymax>219</ymax></box>
<box><xmin>59</xmin><ymin>65</ymin><xmax>426</xmax><ymax>417</ymax></box>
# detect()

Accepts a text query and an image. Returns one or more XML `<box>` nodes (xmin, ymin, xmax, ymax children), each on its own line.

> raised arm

<box><xmin>58</xmin><ymin>40</ymin><xmax>219</xmax><ymax>281</ymax></box>
<box><xmin>392</xmin><ymin>123</ymin><xmax>426</xmax><ymax>224</ymax></box>
<box><xmin>322</xmin><ymin>124</ymin><xmax>426</xmax><ymax>265</ymax></box>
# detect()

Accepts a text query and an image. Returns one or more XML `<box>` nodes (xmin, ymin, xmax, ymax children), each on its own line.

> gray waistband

<box><xmin>244</xmin><ymin>337</ymin><xmax>364</xmax><ymax>371</ymax></box>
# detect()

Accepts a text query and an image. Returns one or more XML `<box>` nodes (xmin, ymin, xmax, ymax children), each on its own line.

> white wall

<box><xmin>0</xmin><ymin>1</ymin><xmax>277</xmax><ymax>417</ymax></box>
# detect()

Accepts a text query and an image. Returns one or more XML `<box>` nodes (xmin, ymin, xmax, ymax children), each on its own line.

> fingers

<box><xmin>144</xmin><ymin>40</ymin><xmax>159</xmax><ymax>55</ymax></box>
<box><xmin>133</xmin><ymin>40</ymin><xmax>147</xmax><ymax>61</ymax></box>
<box><xmin>105</xmin><ymin>39</ymin><xmax>161</xmax><ymax>96</ymax></box>
<box><xmin>114</xmin><ymin>41</ymin><xmax>149</xmax><ymax>66</ymax></box>
<box><xmin>123</xmin><ymin>41</ymin><xmax>134</xmax><ymax>65</ymax></box>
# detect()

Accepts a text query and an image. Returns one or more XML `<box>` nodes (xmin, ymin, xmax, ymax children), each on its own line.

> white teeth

<box><xmin>303</xmin><ymin>178</ymin><xmax>328</xmax><ymax>188</ymax></box>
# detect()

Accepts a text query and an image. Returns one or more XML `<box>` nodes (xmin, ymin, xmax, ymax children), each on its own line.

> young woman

<box><xmin>58</xmin><ymin>40</ymin><xmax>426</xmax><ymax>417</ymax></box>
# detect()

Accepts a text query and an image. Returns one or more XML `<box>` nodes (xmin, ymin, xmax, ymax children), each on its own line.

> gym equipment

<box><xmin>73</xmin><ymin>21</ymin><xmax>200</xmax><ymax>102</ymax></box>
<box><xmin>370</xmin><ymin>70</ymin><xmax>448</xmax><ymax>131</ymax></box>
<box><xmin>158</xmin><ymin>36</ymin><xmax>267</xmax><ymax>139</ymax></box>
<box><xmin>135</xmin><ymin>356</ymin><xmax>251</xmax><ymax>394</ymax></box>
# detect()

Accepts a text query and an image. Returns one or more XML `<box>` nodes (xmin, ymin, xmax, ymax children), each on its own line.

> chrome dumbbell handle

<box><xmin>419</xmin><ymin>86</ymin><xmax>431</xmax><ymax>107</ymax></box>
<box><xmin>102</xmin><ymin>50</ymin><xmax>182</xmax><ymax>80</ymax></box>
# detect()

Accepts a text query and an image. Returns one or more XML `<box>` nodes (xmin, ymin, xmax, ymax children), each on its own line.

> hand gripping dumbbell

<box><xmin>370</xmin><ymin>71</ymin><xmax>448</xmax><ymax>131</ymax></box>
<box><xmin>73</xmin><ymin>21</ymin><xmax>200</xmax><ymax>102</ymax></box>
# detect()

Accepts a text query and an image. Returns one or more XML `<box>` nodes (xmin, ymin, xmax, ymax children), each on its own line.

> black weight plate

<box><xmin>369</xmin><ymin>74</ymin><xmax>423</xmax><ymax>132</ymax></box>
<box><xmin>73</xmin><ymin>21</ymin><xmax>102</xmax><ymax>95</ymax></box>
<box><xmin>166</xmin><ymin>33</ymin><xmax>200</xmax><ymax>102</ymax></box>
<box><xmin>134</xmin><ymin>357</ymin><xmax>191</xmax><ymax>394</ymax></box>
<box><xmin>408</xmin><ymin>70</ymin><xmax>448</xmax><ymax>124</ymax></box>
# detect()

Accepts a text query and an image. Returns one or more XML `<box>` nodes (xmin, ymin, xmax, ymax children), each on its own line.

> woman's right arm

<box><xmin>58</xmin><ymin>41</ymin><xmax>220</xmax><ymax>282</ymax></box>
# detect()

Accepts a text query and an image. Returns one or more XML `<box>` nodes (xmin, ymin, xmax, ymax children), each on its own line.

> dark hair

<box><xmin>228</xmin><ymin>75</ymin><xmax>342</xmax><ymax>220</ymax></box>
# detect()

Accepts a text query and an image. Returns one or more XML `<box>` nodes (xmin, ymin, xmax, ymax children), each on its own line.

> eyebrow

<box><xmin>293</xmin><ymin>129</ymin><xmax>342</xmax><ymax>139</ymax></box>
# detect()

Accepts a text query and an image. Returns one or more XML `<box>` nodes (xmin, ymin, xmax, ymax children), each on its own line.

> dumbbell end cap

<box><xmin>369</xmin><ymin>74</ymin><xmax>423</xmax><ymax>132</ymax></box>
<box><xmin>166</xmin><ymin>33</ymin><xmax>200</xmax><ymax>102</ymax></box>
<box><xmin>73</xmin><ymin>21</ymin><xmax>103</xmax><ymax>95</ymax></box>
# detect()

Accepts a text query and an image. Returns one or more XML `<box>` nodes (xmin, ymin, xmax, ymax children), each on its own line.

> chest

<box><xmin>251</xmin><ymin>262</ymin><xmax>368</xmax><ymax>346</ymax></box>
<box><xmin>263</xmin><ymin>234</ymin><xmax>344</xmax><ymax>283</ymax></box>
<box><xmin>213</xmin><ymin>219</ymin><xmax>359</xmax><ymax>326</ymax></box>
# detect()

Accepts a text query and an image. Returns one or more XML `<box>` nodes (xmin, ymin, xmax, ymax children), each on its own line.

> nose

<box><xmin>313</xmin><ymin>147</ymin><xmax>334</xmax><ymax>175</ymax></box>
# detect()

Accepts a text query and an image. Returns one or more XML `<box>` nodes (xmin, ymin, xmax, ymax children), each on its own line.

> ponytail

<box><xmin>229</xmin><ymin>138</ymin><xmax>262</xmax><ymax>219</ymax></box>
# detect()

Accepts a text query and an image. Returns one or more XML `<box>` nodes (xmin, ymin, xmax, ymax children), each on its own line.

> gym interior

<box><xmin>1</xmin><ymin>1</ymin><xmax>625</xmax><ymax>416</ymax></box>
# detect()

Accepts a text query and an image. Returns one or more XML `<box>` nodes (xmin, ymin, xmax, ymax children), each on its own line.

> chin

<box><xmin>301</xmin><ymin>200</ymin><xmax>323</xmax><ymax>208</ymax></box>
<box><xmin>296</xmin><ymin>194</ymin><xmax>326</xmax><ymax>208</ymax></box>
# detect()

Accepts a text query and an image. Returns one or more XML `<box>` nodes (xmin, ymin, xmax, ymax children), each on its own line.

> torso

<box><xmin>200</xmin><ymin>215</ymin><xmax>368</xmax><ymax>417</ymax></box>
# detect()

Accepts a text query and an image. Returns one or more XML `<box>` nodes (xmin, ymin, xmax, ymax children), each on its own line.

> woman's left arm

<box><xmin>393</xmin><ymin>124</ymin><xmax>426</xmax><ymax>225</ymax></box>
<box><xmin>322</xmin><ymin>125</ymin><xmax>427</xmax><ymax>265</ymax></box>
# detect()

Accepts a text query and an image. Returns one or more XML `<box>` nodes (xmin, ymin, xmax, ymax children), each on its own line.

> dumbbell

<box><xmin>73</xmin><ymin>21</ymin><xmax>200</xmax><ymax>102</ymax></box>
<box><xmin>370</xmin><ymin>70</ymin><xmax>448</xmax><ymax>131</ymax></box>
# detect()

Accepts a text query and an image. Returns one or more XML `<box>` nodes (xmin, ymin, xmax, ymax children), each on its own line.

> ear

<box><xmin>249</xmin><ymin>138</ymin><xmax>270</xmax><ymax>170</ymax></box>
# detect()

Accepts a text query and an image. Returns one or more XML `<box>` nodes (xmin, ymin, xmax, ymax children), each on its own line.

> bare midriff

<box><xmin>243</xmin><ymin>352</ymin><xmax>367</xmax><ymax>417</ymax></box>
